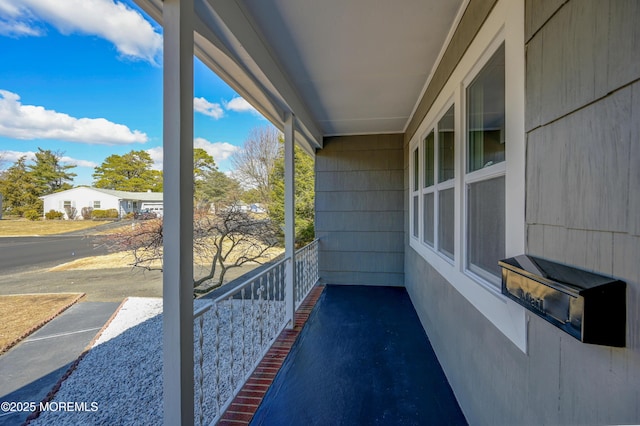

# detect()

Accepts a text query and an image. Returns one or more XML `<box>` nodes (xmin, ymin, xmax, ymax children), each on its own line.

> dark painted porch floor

<box><xmin>250</xmin><ymin>285</ymin><xmax>467</xmax><ymax>425</ymax></box>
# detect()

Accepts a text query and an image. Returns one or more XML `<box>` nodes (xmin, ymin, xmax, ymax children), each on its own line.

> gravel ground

<box><xmin>30</xmin><ymin>296</ymin><xmax>286</xmax><ymax>425</ymax></box>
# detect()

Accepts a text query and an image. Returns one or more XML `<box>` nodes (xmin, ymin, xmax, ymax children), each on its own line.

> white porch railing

<box><xmin>192</xmin><ymin>239</ymin><xmax>319</xmax><ymax>425</ymax></box>
<box><xmin>295</xmin><ymin>239</ymin><xmax>319</xmax><ymax>310</ymax></box>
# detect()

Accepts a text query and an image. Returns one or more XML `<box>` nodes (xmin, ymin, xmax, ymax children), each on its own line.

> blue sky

<box><xmin>0</xmin><ymin>0</ymin><xmax>268</xmax><ymax>186</ymax></box>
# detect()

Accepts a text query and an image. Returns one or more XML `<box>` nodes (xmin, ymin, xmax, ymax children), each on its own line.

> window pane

<box><xmin>413</xmin><ymin>148</ymin><xmax>419</xmax><ymax>191</ymax></box>
<box><xmin>438</xmin><ymin>188</ymin><xmax>455</xmax><ymax>259</ymax></box>
<box><xmin>467</xmin><ymin>44</ymin><xmax>505</xmax><ymax>173</ymax></box>
<box><xmin>413</xmin><ymin>195</ymin><xmax>419</xmax><ymax>238</ymax></box>
<box><xmin>438</xmin><ymin>105</ymin><xmax>455</xmax><ymax>182</ymax></box>
<box><xmin>423</xmin><ymin>193</ymin><xmax>434</xmax><ymax>247</ymax></box>
<box><xmin>467</xmin><ymin>176</ymin><xmax>505</xmax><ymax>284</ymax></box>
<box><xmin>424</xmin><ymin>131</ymin><xmax>435</xmax><ymax>188</ymax></box>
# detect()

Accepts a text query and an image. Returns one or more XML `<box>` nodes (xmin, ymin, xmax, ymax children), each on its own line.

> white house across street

<box><xmin>41</xmin><ymin>187</ymin><xmax>163</xmax><ymax>219</ymax></box>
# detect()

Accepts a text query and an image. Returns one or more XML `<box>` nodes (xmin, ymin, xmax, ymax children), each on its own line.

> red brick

<box><xmin>237</xmin><ymin>390</ymin><xmax>264</xmax><ymax>399</ymax></box>
<box><xmin>232</xmin><ymin>396</ymin><xmax>262</xmax><ymax>406</ymax></box>
<box><xmin>218</xmin><ymin>419</ymin><xmax>248</xmax><ymax>425</ymax></box>
<box><xmin>228</xmin><ymin>402</ymin><xmax>259</xmax><ymax>412</ymax></box>
<box><xmin>221</xmin><ymin>410</ymin><xmax>254</xmax><ymax>422</ymax></box>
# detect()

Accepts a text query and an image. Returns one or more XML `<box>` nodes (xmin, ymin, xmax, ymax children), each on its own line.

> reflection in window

<box><xmin>413</xmin><ymin>195</ymin><xmax>419</xmax><ymax>238</ymax></box>
<box><xmin>438</xmin><ymin>106</ymin><xmax>455</xmax><ymax>182</ymax></box>
<box><xmin>438</xmin><ymin>188</ymin><xmax>454</xmax><ymax>259</ymax></box>
<box><xmin>467</xmin><ymin>176</ymin><xmax>505</xmax><ymax>284</ymax></box>
<box><xmin>424</xmin><ymin>131</ymin><xmax>434</xmax><ymax>188</ymax></box>
<box><xmin>423</xmin><ymin>193</ymin><xmax>434</xmax><ymax>247</ymax></box>
<box><xmin>413</xmin><ymin>148</ymin><xmax>419</xmax><ymax>191</ymax></box>
<box><xmin>467</xmin><ymin>44</ymin><xmax>505</xmax><ymax>173</ymax></box>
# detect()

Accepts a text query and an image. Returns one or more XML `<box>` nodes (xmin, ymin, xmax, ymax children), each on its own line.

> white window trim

<box><xmin>415</xmin><ymin>98</ymin><xmax>457</xmax><ymax>260</ymax></box>
<box><xmin>409</xmin><ymin>0</ymin><xmax>527</xmax><ymax>353</ymax></box>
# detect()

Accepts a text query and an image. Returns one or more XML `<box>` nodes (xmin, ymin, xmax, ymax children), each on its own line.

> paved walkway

<box><xmin>0</xmin><ymin>301</ymin><xmax>119</xmax><ymax>426</ymax></box>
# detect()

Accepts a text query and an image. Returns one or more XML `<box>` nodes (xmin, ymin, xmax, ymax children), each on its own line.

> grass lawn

<box><xmin>0</xmin><ymin>293</ymin><xmax>84</xmax><ymax>354</ymax></box>
<box><xmin>0</xmin><ymin>218</ymin><xmax>105</xmax><ymax>236</ymax></box>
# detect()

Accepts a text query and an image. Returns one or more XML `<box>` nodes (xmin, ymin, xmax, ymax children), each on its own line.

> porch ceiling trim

<box><xmin>135</xmin><ymin>0</ymin><xmax>323</xmax><ymax>154</ymax></box>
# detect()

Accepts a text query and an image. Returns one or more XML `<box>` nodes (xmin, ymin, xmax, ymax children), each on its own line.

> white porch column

<box><xmin>284</xmin><ymin>113</ymin><xmax>296</xmax><ymax>329</ymax></box>
<box><xmin>162</xmin><ymin>0</ymin><xmax>194</xmax><ymax>425</ymax></box>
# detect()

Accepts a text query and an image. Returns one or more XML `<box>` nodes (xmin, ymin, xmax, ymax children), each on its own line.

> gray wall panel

<box><xmin>525</xmin><ymin>0</ymin><xmax>565</xmax><ymax>41</ymax></box>
<box><xmin>607</xmin><ymin>1</ymin><xmax>640</xmax><ymax>92</ymax></box>
<box><xmin>316</xmin><ymin>211</ymin><xmax>403</xmax><ymax>232</ymax></box>
<box><xmin>630</xmin><ymin>82</ymin><xmax>640</xmax><ymax>237</ymax></box>
<box><xmin>315</xmin><ymin>170</ymin><xmax>404</xmax><ymax>192</ymax></box>
<box><xmin>320</xmin><ymin>271</ymin><xmax>404</xmax><ymax>287</ymax></box>
<box><xmin>316</xmin><ymin>231</ymin><xmax>404</xmax><ymax>253</ymax></box>
<box><xmin>563</xmin><ymin>89</ymin><xmax>630</xmax><ymax>232</ymax></box>
<box><xmin>315</xmin><ymin>191</ymin><xmax>403</xmax><ymax>213</ymax></box>
<box><xmin>316</xmin><ymin>134</ymin><xmax>404</xmax><ymax>286</ymax></box>
<box><xmin>320</xmin><ymin>251</ymin><xmax>404</xmax><ymax>274</ymax></box>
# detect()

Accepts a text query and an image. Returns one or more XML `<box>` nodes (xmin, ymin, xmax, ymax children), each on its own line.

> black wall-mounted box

<box><xmin>499</xmin><ymin>255</ymin><xmax>626</xmax><ymax>347</ymax></box>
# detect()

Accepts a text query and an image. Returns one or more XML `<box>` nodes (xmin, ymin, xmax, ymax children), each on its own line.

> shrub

<box><xmin>24</xmin><ymin>209</ymin><xmax>41</xmax><ymax>221</ymax></box>
<box><xmin>92</xmin><ymin>208</ymin><xmax>119</xmax><ymax>220</ymax></box>
<box><xmin>64</xmin><ymin>206</ymin><xmax>77</xmax><ymax>220</ymax></box>
<box><xmin>45</xmin><ymin>209</ymin><xmax>64</xmax><ymax>220</ymax></box>
<box><xmin>81</xmin><ymin>207</ymin><xmax>93</xmax><ymax>220</ymax></box>
<box><xmin>123</xmin><ymin>212</ymin><xmax>135</xmax><ymax>220</ymax></box>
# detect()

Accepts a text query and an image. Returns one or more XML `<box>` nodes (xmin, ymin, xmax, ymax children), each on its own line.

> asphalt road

<box><xmin>0</xmin><ymin>235</ymin><xmax>108</xmax><ymax>274</ymax></box>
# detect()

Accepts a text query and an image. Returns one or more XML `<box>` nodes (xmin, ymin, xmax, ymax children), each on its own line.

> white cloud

<box><xmin>194</xmin><ymin>138</ymin><xmax>240</xmax><ymax>162</ymax></box>
<box><xmin>0</xmin><ymin>90</ymin><xmax>148</xmax><ymax>145</ymax></box>
<box><xmin>1</xmin><ymin>150</ymin><xmax>36</xmax><ymax>162</ymax></box>
<box><xmin>0</xmin><ymin>150</ymin><xmax>95</xmax><ymax>168</ymax></box>
<box><xmin>0</xmin><ymin>20</ymin><xmax>42</xmax><ymax>37</ymax></box>
<box><xmin>1</xmin><ymin>0</ymin><xmax>162</xmax><ymax>64</ymax></box>
<box><xmin>224</xmin><ymin>97</ymin><xmax>259</xmax><ymax>114</ymax></box>
<box><xmin>194</xmin><ymin>97</ymin><xmax>224</xmax><ymax>119</ymax></box>
<box><xmin>145</xmin><ymin>146</ymin><xmax>163</xmax><ymax>171</ymax></box>
<box><xmin>145</xmin><ymin>139</ymin><xmax>240</xmax><ymax>170</ymax></box>
<box><xmin>60</xmin><ymin>156</ymin><xmax>97</xmax><ymax>168</ymax></box>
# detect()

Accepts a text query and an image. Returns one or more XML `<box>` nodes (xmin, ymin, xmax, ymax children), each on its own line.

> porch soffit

<box><xmin>135</xmin><ymin>0</ymin><xmax>465</xmax><ymax>149</ymax></box>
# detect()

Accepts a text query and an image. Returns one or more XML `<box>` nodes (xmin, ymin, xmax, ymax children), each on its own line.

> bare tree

<box><xmin>230</xmin><ymin>125</ymin><xmax>281</xmax><ymax>204</ymax></box>
<box><xmin>107</xmin><ymin>208</ymin><xmax>280</xmax><ymax>295</ymax></box>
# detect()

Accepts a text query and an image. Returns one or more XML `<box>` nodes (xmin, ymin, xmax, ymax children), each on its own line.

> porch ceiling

<box><xmin>135</xmin><ymin>0</ymin><xmax>466</xmax><ymax>150</ymax></box>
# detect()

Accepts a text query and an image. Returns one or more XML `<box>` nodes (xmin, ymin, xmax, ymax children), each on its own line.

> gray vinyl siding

<box><xmin>403</xmin><ymin>0</ymin><xmax>640</xmax><ymax>424</ymax></box>
<box><xmin>316</xmin><ymin>134</ymin><xmax>404</xmax><ymax>286</ymax></box>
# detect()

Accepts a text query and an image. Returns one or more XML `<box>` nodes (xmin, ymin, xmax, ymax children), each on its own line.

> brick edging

<box><xmin>218</xmin><ymin>284</ymin><xmax>325</xmax><ymax>425</ymax></box>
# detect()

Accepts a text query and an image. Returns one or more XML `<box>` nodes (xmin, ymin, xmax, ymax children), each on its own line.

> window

<box><xmin>465</xmin><ymin>44</ymin><xmax>505</xmax><ymax>286</ymax></box>
<box><xmin>436</xmin><ymin>106</ymin><xmax>455</xmax><ymax>259</ymax></box>
<box><xmin>412</xmin><ymin>148</ymin><xmax>419</xmax><ymax>238</ymax></box>
<box><xmin>467</xmin><ymin>44</ymin><xmax>505</xmax><ymax>173</ymax></box>
<box><xmin>93</xmin><ymin>201</ymin><xmax>101</xmax><ymax>209</ymax></box>
<box><xmin>407</xmin><ymin>0</ymin><xmax>525</xmax><ymax>351</ymax></box>
<box><xmin>412</xmin><ymin>104</ymin><xmax>456</xmax><ymax>259</ymax></box>
<box><xmin>422</xmin><ymin>131</ymin><xmax>435</xmax><ymax>247</ymax></box>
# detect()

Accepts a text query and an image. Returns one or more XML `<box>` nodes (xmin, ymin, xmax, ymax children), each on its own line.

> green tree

<box><xmin>0</xmin><ymin>156</ymin><xmax>42</xmax><ymax>216</ymax></box>
<box><xmin>29</xmin><ymin>148</ymin><xmax>76</xmax><ymax>195</ymax></box>
<box><xmin>198</xmin><ymin>169</ymin><xmax>242</xmax><ymax>213</ymax></box>
<box><xmin>93</xmin><ymin>150</ymin><xmax>162</xmax><ymax>192</ymax></box>
<box><xmin>193</xmin><ymin>148</ymin><xmax>217</xmax><ymax>208</ymax></box>
<box><xmin>193</xmin><ymin>148</ymin><xmax>216</xmax><ymax>180</ymax></box>
<box><xmin>269</xmin><ymin>143</ymin><xmax>315</xmax><ymax>245</ymax></box>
